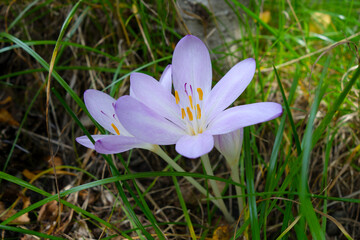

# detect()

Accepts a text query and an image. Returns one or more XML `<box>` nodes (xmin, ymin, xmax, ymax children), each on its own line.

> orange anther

<box><xmin>181</xmin><ymin>108</ymin><xmax>186</xmax><ymax>119</ymax></box>
<box><xmin>197</xmin><ymin>88</ymin><xmax>203</xmax><ymax>101</ymax></box>
<box><xmin>196</xmin><ymin>104</ymin><xmax>201</xmax><ymax>119</ymax></box>
<box><xmin>186</xmin><ymin>107</ymin><xmax>193</xmax><ymax>121</ymax></box>
<box><xmin>175</xmin><ymin>90</ymin><xmax>180</xmax><ymax>104</ymax></box>
<box><xmin>189</xmin><ymin>95</ymin><xmax>194</xmax><ymax>109</ymax></box>
<box><xmin>111</xmin><ymin>123</ymin><xmax>120</xmax><ymax>135</ymax></box>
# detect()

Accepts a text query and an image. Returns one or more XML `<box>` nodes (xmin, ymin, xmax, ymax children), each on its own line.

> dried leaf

<box><xmin>0</xmin><ymin>202</ymin><xmax>30</xmax><ymax>224</ymax></box>
<box><xmin>259</xmin><ymin>10</ymin><xmax>271</xmax><ymax>24</ymax></box>
<box><xmin>212</xmin><ymin>225</ymin><xmax>231</xmax><ymax>240</ymax></box>
<box><xmin>38</xmin><ymin>200</ymin><xmax>58</xmax><ymax>222</ymax></box>
<box><xmin>79</xmin><ymin>189</ymin><xmax>96</xmax><ymax>205</ymax></box>
<box><xmin>309</xmin><ymin>12</ymin><xmax>331</xmax><ymax>33</ymax></box>
<box><xmin>0</xmin><ymin>96</ymin><xmax>12</xmax><ymax>105</ymax></box>
<box><xmin>0</xmin><ymin>108</ymin><xmax>19</xmax><ymax>127</ymax></box>
<box><xmin>180</xmin><ymin>185</ymin><xmax>202</xmax><ymax>205</ymax></box>
<box><xmin>46</xmin><ymin>156</ymin><xmax>63</xmax><ymax>167</ymax></box>
<box><xmin>22</xmin><ymin>196</ymin><xmax>31</xmax><ymax>209</ymax></box>
<box><xmin>22</xmin><ymin>169</ymin><xmax>36</xmax><ymax>180</ymax></box>
<box><xmin>313</xmin><ymin>12</ymin><xmax>331</xmax><ymax>26</ymax></box>
<box><xmin>207</xmin><ymin>180</ymin><xmax>226</xmax><ymax>194</ymax></box>
<box><xmin>21</xmin><ymin>235</ymin><xmax>39</xmax><ymax>240</ymax></box>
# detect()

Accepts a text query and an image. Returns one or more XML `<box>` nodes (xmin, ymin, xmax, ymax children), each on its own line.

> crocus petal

<box><xmin>175</xmin><ymin>132</ymin><xmax>214</xmax><ymax>159</ymax></box>
<box><xmin>172</xmin><ymin>35</ymin><xmax>212</xmax><ymax>104</ymax></box>
<box><xmin>76</xmin><ymin>135</ymin><xmax>107</xmax><ymax>149</ymax></box>
<box><xmin>84</xmin><ymin>89</ymin><xmax>129</xmax><ymax>135</ymax></box>
<box><xmin>115</xmin><ymin>96</ymin><xmax>185</xmax><ymax>145</ymax></box>
<box><xmin>159</xmin><ymin>64</ymin><xmax>172</xmax><ymax>92</ymax></box>
<box><xmin>204</xmin><ymin>58</ymin><xmax>256</xmax><ymax>121</ymax></box>
<box><xmin>207</xmin><ymin>102</ymin><xmax>283</xmax><ymax>135</ymax></box>
<box><xmin>129</xmin><ymin>72</ymin><xmax>184</xmax><ymax>128</ymax></box>
<box><xmin>214</xmin><ymin>129</ymin><xmax>243</xmax><ymax>166</ymax></box>
<box><xmin>94</xmin><ymin>135</ymin><xmax>153</xmax><ymax>154</ymax></box>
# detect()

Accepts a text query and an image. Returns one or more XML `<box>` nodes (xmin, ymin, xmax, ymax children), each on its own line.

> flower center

<box><xmin>175</xmin><ymin>83</ymin><xmax>204</xmax><ymax>135</ymax></box>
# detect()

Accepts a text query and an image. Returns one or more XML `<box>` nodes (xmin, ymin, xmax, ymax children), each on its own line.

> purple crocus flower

<box><xmin>112</xmin><ymin>35</ymin><xmax>283</xmax><ymax>158</ymax></box>
<box><xmin>76</xmin><ymin>65</ymin><xmax>172</xmax><ymax>154</ymax></box>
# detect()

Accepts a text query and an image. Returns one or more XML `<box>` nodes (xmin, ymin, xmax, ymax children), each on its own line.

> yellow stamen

<box><xmin>186</xmin><ymin>107</ymin><xmax>193</xmax><ymax>121</ymax></box>
<box><xmin>111</xmin><ymin>123</ymin><xmax>120</xmax><ymax>135</ymax></box>
<box><xmin>175</xmin><ymin>90</ymin><xmax>180</xmax><ymax>104</ymax></box>
<box><xmin>196</xmin><ymin>104</ymin><xmax>201</xmax><ymax>119</ymax></box>
<box><xmin>181</xmin><ymin>108</ymin><xmax>186</xmax><ymax>119</ymax></box>
<box><xmin>189</xmin><ymin>95</ymin><xmax>194</xmax><ymax>109</ymax></box>
<box><xmin>197</xmin><ymin>88</ymin><xmax>203</xmax><ymax>101</ymax></box>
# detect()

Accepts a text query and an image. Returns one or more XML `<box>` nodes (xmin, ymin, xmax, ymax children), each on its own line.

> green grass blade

<box><xmin>116</xmin><ymin>154</ymin><xmax>164</xmax><ymax>240</ymax></box>
<box><xmin>0</xmin><ymin>172</ymin><xmax>128</xmax><ymax>237</ymax></box>
<box><xmin>273</xmin><ymin>65</ymin><xmax>301</xmax><ymax>155</ymax></box>
<box><xmin>0</xmin><ymin>171</ymin><xmax>244</xmax><ymax>203</ymax></box>
<box><xmin>232</xmin><ymin>215</ymin><xmax>251</xmax><ymax>239</ymax></box>
<box><xmin>110</xmin><ymin>59</ymin><xmax>125</xmax><ymax>97</ymax></box>
<box><xmin>99</xmin><ymin>156</ymin><xmax>153</xmax><ymax>238</ymax></box>
<box><xmin>0</xmin><ymin>32</ymin><xmax>103</xmax><ymax>131</ymax></box>
<box><xmin>299</xmin><ymin>56</ymin><xmax>332</xmax><ymax>239</ymax></box>
<box><xmin>321</xmin><ymin>130</ymin><xmax>335</xmax><ymax>233</ymax></box>
<box><xmin>7</xmin><ymin>0</ymin><xmax>42</xmax><ymax>31</ymax></box>
<box><xmin>0</xmin><ymin>170</ymin><xmax>243</xmax><ymax>226</ymax></box>
<box><xmin>2</xmin><ymin>82</ymin><xmax>45</xmax><ymax>173</ymax></box>
<box><xmin>49</xmin><ymin>0</ymin><xmax>83</xmax><ymax>63</ymax></box>
<box><xmin>54</xmin><ymin>5</ymin><xmax>90</xmax><ymax>66</ymax></box>
<box><xmin>52</xmin><ymin>87</ymin><xmax>93</xmax><ymax>143</ymax></box>
<box><xmin>0</xmin><ymin>171</ymin><xmax>49</xmax><ymax>197</ymax></box>
<box><xmin>103</xmin><ymin>55</ymin><xmax>172</xmax><ymax>91</ymax></box>
<box><xmin>312</xmin><ymin>66</ymin><xmax>360</xmax><ymax>147</ymax></box>
<box><xmin>0</xmin><ymin>31</ymin><xmax>153</xmax><ymax>240</ymax></box>
<box><xmin>172</xmin><ymin>173</ymin><xmax>197</xmax><ymax>240</ymax></box>
<box><xmin>244</xmin><ymin>127</ymin><xmax>260</xmax><ymax>240</ymax></box>
<box><xmin>0</xmin><ymin>40</ymin><xmax>123</xmax><ymax>62</ymax></box>
<box><xmin>229</xmin><ymin>0</ymin><xmax>299</xmax><ymax>57</ymax></box>
<box><xmin>264</xmin><ymin>65</ymin><xmax>299</xmax><ymax>191</ymax></box>
<box><xmin>0</xmin><ymin>225</ymin><xmax>65</xmax><ymax>240</ymax></box>
<box><xmin>0</xmin><ymin>34</ymin><xmax>148</xmax><ymax>236</ymax></box>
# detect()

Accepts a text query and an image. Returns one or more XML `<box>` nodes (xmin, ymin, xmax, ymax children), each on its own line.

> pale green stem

<box><xmin>151</xmin><ymin>145</ymin><xmax>220</xmax><ymax>209</ymax></box>
<box><xmin>201</xmin><ymin>154</ymin><xmax>235</xmax><ymax>223</ymax></box>
<box><xmin>230</xmin><ymin>163</ymin><xmax>244</xmax><ymax>218</ymax></box>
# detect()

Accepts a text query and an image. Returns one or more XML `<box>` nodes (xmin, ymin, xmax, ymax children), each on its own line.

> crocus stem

<box><xmin>201</xmin><ymin>154</ymin><xmax>235</xmax><ymax>223</ymax></box>
<box><xmin>151</xmin><ymin>145</ymin><xmax>220</xmax><ymax>209</ymax></box>
<box><xmin>230</xmin><ymin>163</ymin><xmax>244</xmax><ymax>219</ymax></box>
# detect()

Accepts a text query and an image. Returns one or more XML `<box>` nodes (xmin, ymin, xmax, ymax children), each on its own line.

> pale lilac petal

<box><xmin>76</xmin><ymin>135</ymin><xmax>108</xmax><ymax>149</ymax></box>
<box><xmin>204</xmin><ymin>58</ymin><xmax>256</xmax><ymax>121</ymax></box>
<box><xmin>172</xmin><ymin>35</ymin><xmax>212</xmax><ymax>104</ymax></box>
<box><xmin>115</xmin><ymin>96</ymin><xmax>185</xmax><ymax>145</ymax></box>
<box><xmin>159</xmin><ymin>64</ymin><xmax>172</xmax><ymax>92</ymax></box>
<box><xmin>94</xmin><ymin>135</ymin><xmax>153</xmax><ymax>154</ymax></box>
<box><xmin>175</xmin><ymin>132</ymin><xmax>214</xmax><ymax>159</ymax></box>
<box><xmin>207</xmin><ymin>102</ymin><xmax>283</xmax><ymax>135</ymax></box>
<box><xmin>84</xmin><ymin>89</ymin><xmax>129</xmax><ymax>135</ymax></box>
<box><xmin>214</xmin><ymin>129</ymin><xmax>243</xmax><ymax>165</ymax></box>
<box><xmin>129</xmin><ymin>72</ymin><xmax>184</xmax><ymax>128</ymax></box>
